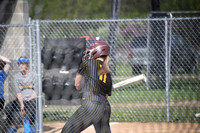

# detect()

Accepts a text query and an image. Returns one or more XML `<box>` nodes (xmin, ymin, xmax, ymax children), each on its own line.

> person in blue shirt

<box><xmin>0</xmin><ymin>55</ymin><xmax>11</xmax><ymax>111</ymax></box>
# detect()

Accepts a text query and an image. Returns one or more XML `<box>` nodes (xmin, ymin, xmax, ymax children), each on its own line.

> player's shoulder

<box><xmin>0</xmin><ymin>69</ymin><xmax>4</xmax><ymax>74</ymax></box>
<box><xmin>82</xmin><ymin>59</ymin><xmax>93</xmax><ymax>66</ymax></box>
<box><xmin>29</xmin><ymin>70</ymin><xmax>37</xmax><ymax>76</ymax></box>
<box><xmin>106</xmin><ymin>72</ymin><xmax>111</xmax><ymax>76</ymax></box>
<box><xmin>88</xmin><ymin>59</ymin><xmax>101</xmax><ymax>67</ymax></box>
<box><xmin>29</xmin><ymin>70</ymin><xmax>35</xmax><ymax>73</ymax></box>
<box><xmin>81</xmin><ymin>59</ymin><xmax>100</xmax><ymax>69</ymax></box>
<box><xmin>14</xmin><ymin>71</ymin><xmax>22</xmax><ymax>78</ymax></box>
<box><xmin>89</xmin><ymin>59</ymin><xmax>102</xmax><ymax>64</ymax></box>
<box><xmin>0</xmin><ymin>70</ymin><xmax>3</xmax><ymax>76</ymax></box>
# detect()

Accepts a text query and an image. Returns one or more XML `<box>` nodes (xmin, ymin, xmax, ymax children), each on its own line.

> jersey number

<box><xmin>99</xmin><ymin>74</ymin><xmax>107</xmax><ymax>83</ymax></box>
<box><xmin>99</xmin><ymin>64</ymin><xmax>107</xmax><ymax>83</ymax></box>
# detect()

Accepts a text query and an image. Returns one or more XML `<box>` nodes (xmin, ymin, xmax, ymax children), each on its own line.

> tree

<box><xmin>28</xmin><ymin>0</ymin><xmax>200</xmax><ymax>19</ymax></box>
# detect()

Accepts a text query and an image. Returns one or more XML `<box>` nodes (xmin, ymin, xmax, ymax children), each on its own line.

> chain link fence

<box><xmin>38</xmin><ymin>17</ymin><xmax>200</xmax><ymax>123</ymax></box>
<box><xmin>0</xmin><ymin>23</ymin><xmax>41</xmax><ymax>132</ymax></box>
<box><xmin>0</xmin><ymin>16</ymin><xmax>199</xmax><ymax>132</ymax></box>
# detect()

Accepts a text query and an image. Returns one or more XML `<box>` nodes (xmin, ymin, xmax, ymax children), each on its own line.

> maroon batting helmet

<box><xmin>83</xmin><ymin>41</ymin><xmax>110</xmax><ymax>61</ymax></box>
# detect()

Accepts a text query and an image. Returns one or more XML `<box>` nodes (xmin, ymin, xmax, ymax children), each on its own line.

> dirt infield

<box><xmin>41</xmin><ymin>122</ymin><xmax>200</xmax><ymax>133</ymax></box>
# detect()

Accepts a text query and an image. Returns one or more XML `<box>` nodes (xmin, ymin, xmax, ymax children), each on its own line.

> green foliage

<box><xmin>160</xmin><ymin>0</ymin><xmax>200</xmax><ymax>11</ymax></box>
<box><xmin>29</xmin><ymin>0</ymin><xmax>112</xmax><ymax>19</ymax></box>
<box><xmin>120</xmin><ymin>0</ymin><xmax>151</xmax><ymax>18</ymax></box>
<box><xmin>29</xmin><ymin>0</ymin><xmax>200</xmax><ymax>20</ymax></box>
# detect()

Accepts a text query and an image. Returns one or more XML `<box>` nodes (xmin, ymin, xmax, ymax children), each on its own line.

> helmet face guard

<box><xmin>82</xmin><ymin>41</ymin><xmax>110</xmax><ymax>61</ymax></box>
<box><xmin>17</xmin><ymin>57</ymin><xmax>29</xmax><ymax>64</ymax></box>
<box><xmin>82</xmin><ymin>48</ymin><xmax>91</xmax><ymax>61</ymax></box>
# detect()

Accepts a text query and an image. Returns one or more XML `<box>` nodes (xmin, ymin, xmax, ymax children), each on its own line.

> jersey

<box><xmin>0</xmin><ymin>69</ymin><xmax>8</xmax><ymax>98</ymax></box>
<box><xmin>61</xmin><ymin>59</ymin><xmax>112</xmax><ymax>133</ymax></box>
<box><xmin>77</xmin><ymin>59</ymin><xmax>112</xmax><ymax>96</ymax></box>
<box><xmin>14</xmin><ymin>70</ymin><xmax>37</xmax><ymax>101</ymax></box>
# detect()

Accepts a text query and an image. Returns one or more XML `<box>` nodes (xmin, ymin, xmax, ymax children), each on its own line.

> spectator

<box><xmin>0</xmin><ymin>55</ymin><xmax>11</xmax><ymax>111</ymax></box>
<box><xmin>5</xmin><ymin>57</ymin><xmax>37</xmax><ymax>133</ymax></box>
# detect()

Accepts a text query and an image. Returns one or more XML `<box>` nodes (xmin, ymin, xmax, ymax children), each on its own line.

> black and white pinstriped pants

<box><xmin>61</xmin><ymin>92</ymin><xmax>111</xmax><ymax>133</ymax></box>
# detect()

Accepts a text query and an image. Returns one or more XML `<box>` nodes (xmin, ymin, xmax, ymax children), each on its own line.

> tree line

<box><xmin>29</xmin><ymin>0</ymin><xmax>200</xmax><ymax>20</ymax></box>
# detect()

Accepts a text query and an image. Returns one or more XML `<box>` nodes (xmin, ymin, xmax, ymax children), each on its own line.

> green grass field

<box><xmin>108</xmin><ymin>62</ymin><xmax>200</xmax><ymax>122</ymax></box>
<box><xmin>109</xmin><ymin>83</ymin><xmax>199</xmax><ymax>122</ymax></box>
<box><xmin>43</xmin><ymin>82</ymin><xmax>199</xmax><ymax>123</ymax></box>
<box><xmin>43</xmin><ymin>62</ymin><xmax>200</xmax><ymax>123</ymax></box>
<box><xmin>110</xmin><ymin>84</ymin><xmax>199</xmax><ymax>104</ymax></box>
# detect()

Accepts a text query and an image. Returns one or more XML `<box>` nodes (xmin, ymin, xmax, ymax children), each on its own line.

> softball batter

<box><xmin>61</xmin><ymin>41</ymin><xmax>112</xmax><ymax>133</ymax></box>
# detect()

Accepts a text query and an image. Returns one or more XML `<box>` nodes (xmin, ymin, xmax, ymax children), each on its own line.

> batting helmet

<box><xmin>17</xmin><ymin>57</ymin><xmax>29</xmax><ymax>64</ymax></box>
<box><xmin>83</xmin><ymin>41</ymin><xmax>110</xmax><ymax>61</ymax></box>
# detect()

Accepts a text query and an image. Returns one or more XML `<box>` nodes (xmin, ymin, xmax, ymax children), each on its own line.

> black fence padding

<box><xmin>42</xmin><ymin>38</ymin><xmax>86</xmax><ymax>105</ymax></box>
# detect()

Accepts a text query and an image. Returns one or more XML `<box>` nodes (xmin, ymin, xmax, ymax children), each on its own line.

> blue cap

<box><xmin>17</xmin><ymin>57</ymin><xmax>29</xmax><ymax>64</ymax></box>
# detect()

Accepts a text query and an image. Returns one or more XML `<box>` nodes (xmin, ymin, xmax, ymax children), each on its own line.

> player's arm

<box><xmin>28</xmin><ymin>72</ymin><xmax>37</xmax><ymax>101</ymax></box>
<box><xmin>75</xmin><ymin>60</ymin><xmax>87</xmax><ymax>90</ymax></box>
<box><xmin>14</xmin><ymin>75</ymin><xmax>25</xmax><ymax>114</ymax></box>
<box><xmin>27</xmin><ymin>91</ymin><xmax>37</xmax><ymax>101</ymax></box>
<box><xmin>106</xmin><ymin>94</ymin><xmax>109</xmax><ymax>99</ymax></box>
<box><xmin>107</xmin><ymin>73</ymin><xmax>112</xmax><ymax>96</ymax></box>
<box><xmin>17</xmin><ymin>93</ymin><xmax>25</xmax><ymax>115</ymax></box>
<box><xmin>75</xmin><ymin>73</ymin><xmax>83</xmax><ymax>90</ymax></box>
<box><xmin>105</xmin><ymin>73</ymin><xmax>112</xmax><ymax>99</ymax></box>
<box><xmin>0</xmin><ymin>55</ymin><xmax>11</xmax><ymax>73</ymax></box>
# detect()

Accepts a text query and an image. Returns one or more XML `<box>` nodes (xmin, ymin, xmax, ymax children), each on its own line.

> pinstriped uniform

<box><xmin>61</xmin><ymin>59</ymin><xmax>112</xmax><ymax>133</ymax></box>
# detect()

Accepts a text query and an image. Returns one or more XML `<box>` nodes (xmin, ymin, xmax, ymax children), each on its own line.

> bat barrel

<box><xmin>113</xmin><ymin>74</ymin><xmax>146</xmax><ymax>90</ymax></box>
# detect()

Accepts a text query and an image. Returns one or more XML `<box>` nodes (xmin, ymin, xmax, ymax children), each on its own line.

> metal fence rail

<box><xmin>0</xmin><ymin>17</ymin><xmax>199</xmax><ymax>132</ymax></box>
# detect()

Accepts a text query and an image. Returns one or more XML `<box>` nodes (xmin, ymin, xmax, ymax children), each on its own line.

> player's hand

<box><xmin>106</xmin><ymin>94</ymin><xmax>109</xmax><ymax>99</ymax></box>
<box><xmin>21</xmin><ymin>109</ymin><xmax>25</xmax><ymax>115</ymax></box>
<box><xmin>21</xmin><ymin>105</ymin><xmax>25</xmax><ymax>115</ymax></box>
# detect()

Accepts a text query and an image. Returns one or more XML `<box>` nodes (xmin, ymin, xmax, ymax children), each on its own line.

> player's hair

<box><xmin>98</xmin><ymin>55</ymin><xmax>110</xmax><ymax>75</ymax></box>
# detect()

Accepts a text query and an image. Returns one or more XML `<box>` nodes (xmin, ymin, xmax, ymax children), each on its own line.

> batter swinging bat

<box><xmin>112</xmin><ymin>74</ymin><xmax>146</xmax><ymax>90</ymax></box>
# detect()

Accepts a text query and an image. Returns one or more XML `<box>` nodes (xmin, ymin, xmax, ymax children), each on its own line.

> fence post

<box><xmin>164</xmin><ymin>18</ymin><xmax>170</xmax><ymax>122</ymax></box>
<box><xmin>29</xmin><ymin>17</ymin><xmax>33</xmax><ymax>70</ymax></box>
<box><xmin>146</xmin><ymin>18</ymin><xmax>151</xmax><ymax>91</ymax></box>
<box><xmin>36</xmin><ymin>20</ymin><xmax>43</xmax><ymax>132</ymax></box>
